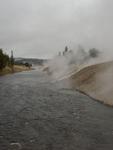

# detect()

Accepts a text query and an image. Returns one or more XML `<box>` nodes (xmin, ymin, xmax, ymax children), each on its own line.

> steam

<box><xmin>43</xmin><ymin>45</ymin><xmax>113</xmax><ymax>105</ymax></box>
<box><xmin>43</xmin><ymin>45</ymin><xmax>111</xmax><ymax>81</ymax></box>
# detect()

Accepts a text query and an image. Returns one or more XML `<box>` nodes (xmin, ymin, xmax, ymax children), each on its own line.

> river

<box><xmin>0</xmin><ymin>69</ymin><xmax>113</xmax><ymax>150</ymax></box>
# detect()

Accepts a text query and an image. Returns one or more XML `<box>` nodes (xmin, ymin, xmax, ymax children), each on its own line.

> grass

<box><xmin>0</xmin><ymin>65</ymin><xmax>32</xmax><ymax>76</ymax></box>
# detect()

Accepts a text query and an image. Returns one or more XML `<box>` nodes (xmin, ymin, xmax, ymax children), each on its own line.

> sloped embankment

<box><xmin>0</xmin><ymin>65</ymin><xmax>32</xmax><ymax>76</ymax></box>
<box><xmin>70</xmin><ymin>61</ymin><xmax>113</xmax><ymax>106</ymax></box>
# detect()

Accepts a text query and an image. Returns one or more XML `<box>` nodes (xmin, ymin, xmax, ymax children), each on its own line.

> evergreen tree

<box><xmin>10</xmin><ymin>50</ymin><xmax>14</xmax><ymax>72</ymax></box>
<box><xmin>0</xmin><ymin>49</ymin><xmax>9</xmax><ymax>70</ymax></box>
<box><xmin>89</xmin><ymin>48</ymin><xmax>99</xmax><ymax>58</ymax></box>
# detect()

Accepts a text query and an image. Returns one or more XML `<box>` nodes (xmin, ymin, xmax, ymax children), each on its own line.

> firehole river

<box><xmin>0</xmin><ymin>68</ymin><xmax>113</xmax><ymax>150</ymax></box>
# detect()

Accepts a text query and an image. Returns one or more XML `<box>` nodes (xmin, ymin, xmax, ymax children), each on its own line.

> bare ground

<box><xmin>0</xmin><ymin>65</ymin><xmax>32</xmax><ymax>76</ymax></box>
<box><xmin>70</xmin><ymin>61</ymin><xmax>113</xmax><ymax>106</ymax></box>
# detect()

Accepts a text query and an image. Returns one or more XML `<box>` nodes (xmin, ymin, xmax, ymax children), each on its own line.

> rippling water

<box><xmin>0</xmin><ymin>69</ymin><xmax>113</xmax><ymax>150</ymax></box>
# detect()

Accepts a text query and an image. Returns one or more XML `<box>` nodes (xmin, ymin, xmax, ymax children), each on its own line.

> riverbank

<box><xmin>70</xmin><ymin>61</ymin><xmax>113</xmax><ymax>106</ymax></box>
<box><xmin>0</xmin><ymin>65</ymin><xmax>33</xmax><ymax>76</ymax></box>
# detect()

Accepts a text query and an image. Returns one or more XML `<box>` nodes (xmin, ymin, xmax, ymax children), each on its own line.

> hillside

<box><xmin>70</xmin><ymin>61</ymin><xmax>113</xmax><ymax>106</ymax></box>
<box><xmin>0</xmin><ymin>65</ymin><xmax>32</xmax><ymax>76</ymax></box>
<box><xmin>15</xmin><ymin>58</ymin><xmax>47</xmax><ymax>66</ymax></box>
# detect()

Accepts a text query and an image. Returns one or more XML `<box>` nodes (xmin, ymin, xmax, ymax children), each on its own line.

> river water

<box><xmin>0</xmin><ymin>69</ymin><xmax>113</xmax><ymax>150</ymax></box>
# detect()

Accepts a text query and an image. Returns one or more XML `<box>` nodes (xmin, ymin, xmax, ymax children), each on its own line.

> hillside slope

<box><xmin>70</xmin><ymin>61</ymin><xmax>113</xmax><ymax>106</ymax></box>
<box><xmin>0</xmin><ymin>65</ymin><xmax>32</xmax><ymax>76</ymax></box>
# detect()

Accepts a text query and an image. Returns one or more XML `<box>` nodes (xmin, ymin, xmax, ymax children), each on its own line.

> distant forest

<box><xmin>0</xmin><ymin>49</ymin><xmax>14</xmax><ymax>71</ymax></box>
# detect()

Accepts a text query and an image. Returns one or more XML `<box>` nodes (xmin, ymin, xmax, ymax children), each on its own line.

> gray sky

<box><xmin>0</xmin><ymin>0</ymin><xmax>113</xmax><ymax>58</ymax></box>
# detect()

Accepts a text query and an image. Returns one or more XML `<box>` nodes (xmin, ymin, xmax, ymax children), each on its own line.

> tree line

<box><xmin>0</xmin><ymin>49</ymin><xmax>15</xmax><ymax>71</ymax></box>
<box><xmin>58</xmin><ymin>46</ymin><xmax>100</xmax><ymax>58</ymax></box>
<box><xmin>56</xmin><ymin>46</ymin><xmax>100</xmax><ymax>66</ymax></box>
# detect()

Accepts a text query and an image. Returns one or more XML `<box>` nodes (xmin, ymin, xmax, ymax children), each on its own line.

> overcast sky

<box><xmin>0</xmin><ymin>0</ymin><xmax>113</xmax><ymax>58</ymax></box>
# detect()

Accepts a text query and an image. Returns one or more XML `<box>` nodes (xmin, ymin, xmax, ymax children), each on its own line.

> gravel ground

<box><xmin>0</xmin><ymin>69</ymin><xmax>113</xmax><ymax>150</ymax></box>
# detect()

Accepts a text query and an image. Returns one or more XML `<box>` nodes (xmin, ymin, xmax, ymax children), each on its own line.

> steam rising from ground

<box><xmin>44</xmin><ymin>46</ymin><xmax>112</xmax><ymax>81</ymax></box>
<box><xmin>43</xmin><ymin>46</ymin><xmax>113</xmax><ymax>106</ymax></box>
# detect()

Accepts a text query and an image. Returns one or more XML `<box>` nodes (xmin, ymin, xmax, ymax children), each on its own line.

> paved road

<box><xmin>0</xmin><ymin>69</ymin><xmax>113</xmax><ymax>150</ymax></box>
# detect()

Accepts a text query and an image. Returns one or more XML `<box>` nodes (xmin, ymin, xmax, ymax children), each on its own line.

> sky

<box><xmin>0</xmin><ymin>0</ymin><xmax>113</xmax><ymax>58</ymax></box>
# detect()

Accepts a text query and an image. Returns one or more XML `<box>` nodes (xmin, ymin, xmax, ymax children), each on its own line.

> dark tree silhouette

<box><xmin>10</xmin><ymin>50</ymin><xmax>14</xmax><ymax>72</ymax></box>
<box><xmin>65</xmin><ymin>46</ymin><xmax>68</xmax><ymax>52</ymax></box>
<box><xmin>63</xmin><ymin>46</ymin><xmax>68</xmax><ymax>56</ymax></box>
<box><xmin>89</xmin><ymin>48</ymin><xmax>99</xmax><ymax>58</ymax></box>
<box><xmin>0</xmin><ymin>49</ymin><xmax>9</xmax><ymax>70</ymax></box>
